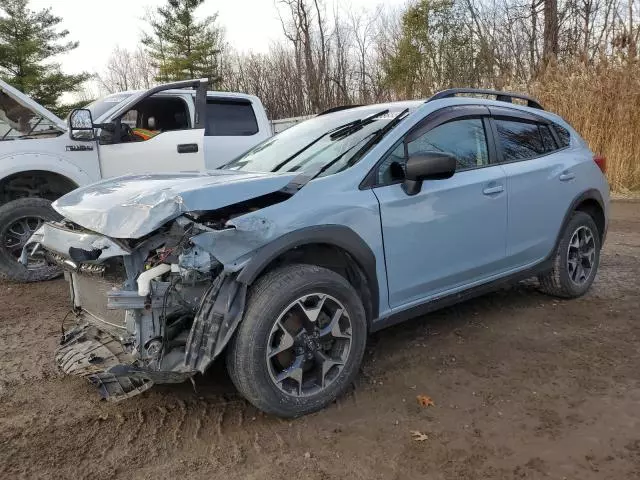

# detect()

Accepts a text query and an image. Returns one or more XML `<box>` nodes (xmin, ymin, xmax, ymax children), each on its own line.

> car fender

<box><xmin>236</xmin><ymin>225</ymin><xmax>380</xmax><ymax>320</ymax></box>
<box><xmin>0</xmin><ymin>151</ymin><xmax>94</xmax><ymax>190</ymax></box>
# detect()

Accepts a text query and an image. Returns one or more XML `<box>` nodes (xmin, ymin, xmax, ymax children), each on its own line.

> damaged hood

<box><xmin>53</xmin><ymin>170</ymin><xmax>299</xmax><ymax>238</ymax></box>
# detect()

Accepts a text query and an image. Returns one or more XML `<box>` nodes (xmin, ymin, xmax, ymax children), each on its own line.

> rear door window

<box><xmin>206</xmin><ymin>99</ymin><xmax>258</xmax><ymax>136</ymax></box>
<box><xmin>495</xmin><ymin>119</ymin><xmax>558</xmax><ymax>162</ymax></box>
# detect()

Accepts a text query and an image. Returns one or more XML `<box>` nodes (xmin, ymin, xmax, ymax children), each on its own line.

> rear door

<box><xmin>373</xmin><ymin>106</ymin><xmax>509</xmax><ymax>308</ymax></box>
<box><xmin>202</xmin><ymin>95</ymin><xmax>271</xmax><ymax>169</ymax></box>
<box><xmin>489</xmin><ymin>107</ymin><xmax>583</xmax><ymax>267</ymax></box>
<box><xmin>97</xmin><ymin>80</ymin><xmax>207</xmax><ymax>178</ymax></box>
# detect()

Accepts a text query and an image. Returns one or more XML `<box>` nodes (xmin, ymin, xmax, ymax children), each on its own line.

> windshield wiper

<box><xmin>328</xmin><ymin>109</ymin><xmax>389</xmax><ymax>140</ymax></box>
<box><xmin>343</xmin><ymin>108</ymin><xmax>410</xmax><ymax>168</ymax></box>
<box><xmin>271</xmin><ymin>109</ymin><xmax>389</xmax><ymax>172</ymax></box>
<box><xmin>306</xmin><ymin>108</ymin><xmax>411</xmax><ymax>182</ymax></box>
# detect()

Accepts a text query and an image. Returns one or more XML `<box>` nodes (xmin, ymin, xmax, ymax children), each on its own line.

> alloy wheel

<box><xmin>566</xmin><ymin>225</ymin><xmax>596</xmax><ymax>285</ymax></box>
<box><xmin>2</xmin><ymin>215</ymin><xmax>46</xmax><ymax>270</ymax></box>
<box><xmin>266</xmin><ymin>293</ymin><xmax>352</xmax><ymax>397</ymax></box>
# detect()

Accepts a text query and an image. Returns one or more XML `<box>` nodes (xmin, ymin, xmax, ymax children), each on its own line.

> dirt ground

<box><xmin>0</xmin><ymin>202</ymin><xmax>638</xmax><ymax>480</ymax></box>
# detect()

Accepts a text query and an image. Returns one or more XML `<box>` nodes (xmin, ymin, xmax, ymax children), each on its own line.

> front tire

<box><xmin>0</xmin><ymin>198</ymin><xmax>62</xmax><ymax>283</ymax></box>
<box><xmin>226</xmin><ymin>264</ymin><xmax>367</xmax><ymax>418</ymax></box>
<box><xmin>538</xmin><ymin>211</ymin><xmax>601</xmax><ymax>298</ymax></box>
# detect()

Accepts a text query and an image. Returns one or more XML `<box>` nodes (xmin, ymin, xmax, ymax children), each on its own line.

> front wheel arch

<box><xmin>236</xmin><ymin>225</ymin><xmax>380</xmax><ymax>322</ymax></box>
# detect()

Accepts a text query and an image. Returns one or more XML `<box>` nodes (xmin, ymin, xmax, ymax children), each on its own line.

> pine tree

<box><xmin>142</xmin><ymin>0</ymin><xmax>224</xmax><ymax>87</ymax></box>
<box><xmin>0</xmin><ymin>0</ymin><xmax>89</xmax><ymax>115</ymax></box>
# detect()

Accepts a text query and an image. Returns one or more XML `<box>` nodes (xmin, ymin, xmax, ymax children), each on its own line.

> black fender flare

<box><xmin>554</xmin><ymin>189</ymin><xmax>606</xmax><ymax>251</ymax></box>
<box><xmin>236</xmin><ymin>225</ymin><xmax>380</xmax><ymax>320</ymax></box>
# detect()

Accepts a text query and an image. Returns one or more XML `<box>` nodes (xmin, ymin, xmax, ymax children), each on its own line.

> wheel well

<box><xmin>253</xmin><ymin>243</ymin><xmax>375</xmax><ymax>324</ymax></box>
<box><xmin>0</xmin><ymin>171</ymin><xmax>78</xmax><ymax>204</ymax></box>
<box><xmin>575</xmin><ymin>198</ymin><xmax>605</xmax><ymax>242</ymax></box>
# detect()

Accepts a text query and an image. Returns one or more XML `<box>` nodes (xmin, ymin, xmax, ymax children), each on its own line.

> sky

<box><xmin>30</xmin><ymin>0</ymin><xmax>406</xmax><ymax>83</ymax></box>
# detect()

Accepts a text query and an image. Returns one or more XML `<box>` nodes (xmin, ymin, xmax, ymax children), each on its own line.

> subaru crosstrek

<box><xmin>26</xmin><ymin>89</ymin><xmax>609</xmax><ymax>417</ymax></box>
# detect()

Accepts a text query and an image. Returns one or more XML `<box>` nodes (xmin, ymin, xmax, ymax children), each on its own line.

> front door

<box><xmin>97</xmin><ymin>84</ymin><xmax>207</xmax><ymax>178</ymax></box>
<box><xmin>372</xmin><ymin>114</ymin><xmax>508</xmax><ymax>309</ymax></box>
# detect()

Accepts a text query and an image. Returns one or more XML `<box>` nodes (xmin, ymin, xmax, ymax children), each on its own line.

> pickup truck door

<box><xmin>96</xmin><ymin>80</ymin><xmax>207</xmax><ymax>178</ymax></box>
<box><xmin>202</xmin><ymin>95</ymin><xmax>272</xmax><ymax>169</ymax></box>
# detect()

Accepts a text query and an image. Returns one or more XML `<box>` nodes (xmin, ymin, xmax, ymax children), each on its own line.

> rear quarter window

<box><xmin>553</xmin><ymin>123</ymin><xmax>571</xmax><ymax>148</ymax></box>
<box><xmin>206</xmin><ymin>99</ymin><xmax>258</xmax><ymax>136</ymax></box>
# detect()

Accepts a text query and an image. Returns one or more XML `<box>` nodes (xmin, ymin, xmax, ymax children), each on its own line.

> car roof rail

<box><xmin>427</xmin><ymin>88</ymin><xmax>544</xmax><ymax>110</ymax></box>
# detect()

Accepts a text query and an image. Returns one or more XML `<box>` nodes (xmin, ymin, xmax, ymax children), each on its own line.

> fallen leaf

<box><xmin>411</xmin><ymin>430</ymin><xmax>429</xmax><ymax>442</ymax></box>
<box><xmin>416</xmin><ymin>395</ymin><xmax>435</xmax><ymax>407</ymax></box>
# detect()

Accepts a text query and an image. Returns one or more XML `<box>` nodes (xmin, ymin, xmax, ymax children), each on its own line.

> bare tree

<box><xmin>98</xmin><ymin>46</ymin><xmax>157</xmax><ymax>93</ymax></box>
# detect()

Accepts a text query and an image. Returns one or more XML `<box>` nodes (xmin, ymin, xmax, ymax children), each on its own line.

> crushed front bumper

<box><xmin>56</xmin><ymin>324</ymin><xmax>155</xmax><ymax>401</ymax></box>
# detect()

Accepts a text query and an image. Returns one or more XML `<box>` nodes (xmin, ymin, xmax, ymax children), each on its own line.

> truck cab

<box><xmin>0</xmin><ymin>78</ymin><xmax>272</xmax><ymax>282</ymax></box>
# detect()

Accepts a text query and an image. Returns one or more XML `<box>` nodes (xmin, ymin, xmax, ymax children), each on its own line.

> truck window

<box><xmin>112</xmin><ymin>95</ymin><xmax>191</xmax><ymax>143</ymax></box>
<box><xmin>206</xmin><ymin>99</ymin><xmax>258</xmax><ymax>136</ymax></box>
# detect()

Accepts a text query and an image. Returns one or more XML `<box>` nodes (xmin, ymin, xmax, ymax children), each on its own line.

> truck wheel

<box><xmin>226</xmin><ymin>264</ymin><xmax>367</xmax><ymax>418</ymax></box>
<box><xmin>0</xmin><ymin>198</ymin><xmax>62</xmax><ymax>283</ymax></box>
<box><xmin>538</xmin><ymin>211</ymin><xmax>601</xmax><ymax>298</ymax></box>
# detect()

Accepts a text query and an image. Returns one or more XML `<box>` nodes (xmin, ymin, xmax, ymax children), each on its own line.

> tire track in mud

<box><xmin>1</xmin><ymin>382</ymin><xmax>294</xmax><ymax>479</ymax></box>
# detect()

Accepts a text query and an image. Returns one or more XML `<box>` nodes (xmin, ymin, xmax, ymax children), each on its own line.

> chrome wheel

<box><xmin>266</xmin><ymin>293</ymin><xmax>352</xmax><ymax>397</ymax></box>
<box><xmin>2</xmin><ymin>215</ymin><xmax>45</xmax><ymax>270</ymax></box>
<box><xmin>566</xmin><ymin>225</ymin><xmax>596</xmax><ymax>285</ymax></box>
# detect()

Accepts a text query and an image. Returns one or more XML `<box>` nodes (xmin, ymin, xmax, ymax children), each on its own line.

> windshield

<box><xmin>86</xmin><ymin>93</ymin><xmax>135</xmax><ymax>120</ymax></box>
<box><xmin>0</xmin><ymin>90</ymin><xmax>62</xmax><ymax>140</ymax></box>
<box><xmin>223</xmin><ymin>106</ymin><xmax>412</xmax><ymax>177</ymax></box>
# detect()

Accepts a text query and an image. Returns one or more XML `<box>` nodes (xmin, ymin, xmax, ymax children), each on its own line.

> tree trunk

<box><xmin>543</xmin><ymin>0</ymin><xmax>559</xmax><ymax>65</ymax></box>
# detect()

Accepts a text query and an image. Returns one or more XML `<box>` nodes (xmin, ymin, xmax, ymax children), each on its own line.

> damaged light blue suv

<box><xmin>28</xmin><ymin>89</ymin><xmax>609</xmax><ymax>417</ymax></box>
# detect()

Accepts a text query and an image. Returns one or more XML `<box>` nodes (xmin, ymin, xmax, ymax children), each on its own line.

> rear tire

<box><xmin>538</xmin><ymin>211</ymin><xmax>601</xmax><ymax>298</ymax></box>
<box><xmin>226</xmin><ymin>264</ymin><xmax>367</xmax><ymax>418</ymax></box>
<box><xmin>0</xmin><ymin>198</ymin><xmax>62</xmax><ymax>283</ymax></box>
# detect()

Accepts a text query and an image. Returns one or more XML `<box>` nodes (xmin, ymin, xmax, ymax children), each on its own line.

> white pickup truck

<box><xmin>0</xmin><ymin>78</ymin><xmax>273</xmax><ymax>282</ymax></box>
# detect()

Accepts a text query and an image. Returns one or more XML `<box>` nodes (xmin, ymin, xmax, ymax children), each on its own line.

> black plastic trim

<box><xmin>194</xmin><ymin>81</ymin><xmax>207</xmax><ymax>131</ymax></box>
<box><xmin>236</xmin><ymin>225</ymin><xmax>380</xmax><ymax>320</ymax></box>
<box><xmin>556</xmin><ymin>189</ymin><xmax>605</xmax><ymax>245</ymax></box>
<box><xmin>371</xmin><ymin>258</ymin><xmax>553</xmax><ymax>332</ymax></box>
<box><xmin>428</xmin><ymin>88</ymin><xmax>544</xmax><ymax>110</ymax></box>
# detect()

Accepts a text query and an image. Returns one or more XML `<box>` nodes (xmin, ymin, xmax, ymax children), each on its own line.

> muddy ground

<box><xmin>1</xmin><ymin>202</ymin><xmax>639</xmax><ymax>480</ymax></box>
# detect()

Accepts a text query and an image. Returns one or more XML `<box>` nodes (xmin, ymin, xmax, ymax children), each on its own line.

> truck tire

<box><xmin>538</xmin><ymin>211</ymin><xmax>601</xmax><ymax>298</ymax></box>
<box><xmin>0</xmin><ymin>198</ymin><xmax>62</xmax><ymax>283</ymax></box>
<box><xmin>226</xmin><ymin>264</ymin><xmax>368</xmax><ymax>418</ymax></box>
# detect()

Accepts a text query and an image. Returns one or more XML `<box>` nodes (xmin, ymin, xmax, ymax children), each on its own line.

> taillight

<box><xmin>593</xmin><ymin>155</ymin><xmax>606</xmax><ymax>173</ymax></box>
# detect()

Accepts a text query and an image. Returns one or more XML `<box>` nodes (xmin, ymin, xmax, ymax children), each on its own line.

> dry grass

<box><xmin>530</xmin><ymin>62</ymin><xmax>640</xmax><ymax>194</ymax></box>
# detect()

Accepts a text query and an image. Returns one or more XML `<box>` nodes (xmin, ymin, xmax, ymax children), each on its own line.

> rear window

<box><xmin>206</xmin><ymin>99</ymin><xmax>258</xmax><ymax>136</ymax></box>
<box><xmin>495</xmin><ymin>119</ymin><xmax>557</xmax><ymax>162</ymax></box>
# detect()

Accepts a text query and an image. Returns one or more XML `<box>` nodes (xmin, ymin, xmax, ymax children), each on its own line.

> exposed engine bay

<box><xmin>26</xmin><ymin>207</ymin><xmax>270</xmax><ymax>401</ymax></box>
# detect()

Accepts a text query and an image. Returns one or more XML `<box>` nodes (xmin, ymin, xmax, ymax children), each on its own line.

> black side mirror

<box><xmin>402</xmin><ymin>151</ymin><xmax>457</xmax><ymax>195</ymax></box>
<box><xmin>68</xmin><ymin>109</ymin><xmax>95</xmax><ymax>141</ymax></box>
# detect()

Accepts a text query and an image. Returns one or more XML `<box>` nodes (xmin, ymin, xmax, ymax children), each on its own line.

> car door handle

<box><xmin>177</xmin><ymin>143</ymin><xmax>198</xmax><ymax>154</ymax></box>
<box><xmin>559</xmin><ymin>171</ymin><xmax>575</xmax><ymax>181</ymax></box>
<box><xmin>482</xmin><ymin>185</ymin><xmax>504</xmax><ymax>195</ymax></box>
